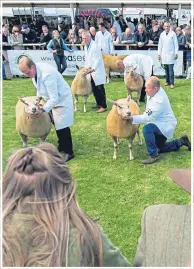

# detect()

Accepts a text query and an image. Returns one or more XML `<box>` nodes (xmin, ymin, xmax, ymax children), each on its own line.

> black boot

<box><xmin>179</xmin><ymin>135</ymin><xmax>191</xmax><ymax>151</ymax></box>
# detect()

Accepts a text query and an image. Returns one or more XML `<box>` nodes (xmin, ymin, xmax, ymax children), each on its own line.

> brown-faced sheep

<box><xmin>125</xmin><ymin>67</ymin><xmax>144</xmax><ymax>105</ymax></box>
<box><xmin>16</xmin><ymin>96</ymin><xmax>52</xmax><ymax>147</ymax></box>
<box><xmin>102</xmin><ymin>54</ymin><xmax>127</xmax><ymax>83</ymax></box>
<box><xmin>107</xmin><ymin>96</ymin><xmax>142</xmax><ymax>160</ymax></box>
<box><xmin>71</xmin><ymin>65</ymin><xmax>92</xmax><ymax>112</ymax></box>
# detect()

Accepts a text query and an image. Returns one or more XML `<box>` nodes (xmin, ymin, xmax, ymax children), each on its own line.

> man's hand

<box><xmin>121</xmin><ymin>40</ymin><xmax>127</xmax><ymax>44</ymax></box>
<box><xmin>158</xmin><ymin>55</ymin><xmax>161</xmax><ymax>61</ymax></box>
<box><xmin>52</xmin><ymin>50</ymin><xmax>57</xmax><ymax>53</ymax></box>
<box><xmin>148</xmin><ymin>40</ymin><xmax>153</xmax><ymax>45</ymax></box>
<box><xmin>129</xmin><ymin>115</ymin><xmax>133</xmax><ymax>121</ymax></box>
<box><xmin>174</xmin><ymin>54</ymin><xmax>178</xmax><ymax>60</ymax></box>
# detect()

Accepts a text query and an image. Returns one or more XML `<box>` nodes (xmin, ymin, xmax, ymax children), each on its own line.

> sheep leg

<box><xmin>112</xmin><ymin>136</ymin><xmax>118</xmax><ymax>160</ymax></box>
<box><xmin>128</xmin><ymin>89</ymin><xmax>132</xmax><ymax>99</ymax></box>
<box><xmin>137</xmin><ymin>129</ymin><xmax>143</xmax><ymax>145</ymax></box>
<box><xmin>106</xmin><ymin>68</ymin><xmax>110</xmax><ymax>83</ymax></box>
<box><xmin>117</xmin><ymin>138</ymin><xmax>120</xmax><ymax>144</ymax></box>
<box><xmin>136</xmin><ymin>91</ymin><xmax>140</xmax><ymax>105</ymax></box>
<box><xmin>19</xmin><ymin>132</ymin><xmax>28</xmax><ymax>147</ymax></box>
<box><xmin>83</xmin><ymin>95</ymin><xmax>88</xmax><ymax>113</ymax></box>
<box><xmin>128</xmin><ymin>137</ymin><xmax>134</xmax><ymax>160</ymax></box>
<box><xmin>40</xmin><ymin>134</ymin><xmax>48</xmax><ymax>143</ymax></box>
<box><xmin>74</xmin><ymin>95</ymin><xmax>78</xmax><ymax>112</ymax></box>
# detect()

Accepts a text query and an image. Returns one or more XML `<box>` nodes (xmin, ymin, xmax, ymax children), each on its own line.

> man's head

<box><xmin>81</xmin><ymin>30</ymin><xmax>91</xmax><ymax>45</ymax></box>
<box><xmin>42</xmin><ymin>25</ymin><xmax>48</xmax><ymax>34</ymax></box>
<box><xmin>52</xmin><ymin>30</ymin><xmax>60</xmax><ymax>39</ymax></box>
<box><xmin>21</xmin><ymin>24</ymin><xmax>30</xmax><ymax>34</ymax></box>
<box><xmin>78</xmin><ymin>28</ymin><xmax>84</xmax><ymax>37</ymax></box>
<box><xmin>152</xmin><ymin>21</ymin><xmax>158</xmax><ymax>32</ymax></box>
<box><xmin>185</xmin><ymin>25</ymin><xmax>191</xmax><ymax>34</ymax></box>
<box><xmin>110</xmin><ymin>27</ymin><xmax>117</xmax><ymax>36</ymax></box>
<box><xmin>145</xmin><ymin>76</ymin><xmax>160</xmax><ymax>97</ymax></box>
<box><xmin>18</xmin><ymin>57</ymin><xmax>36</xmax><ymax>78</ymax></box>
<box><xmin>164</xmin><ymin>22</ymin><xmax>170</xmax><ymax>33</ymax></box>
<box><xmin>116</xmin><ymin>60</ymin><xmax>125</xmax><ymax>70</ymax></box>
<box><xmin>89</xmin><ymin>26</ymin><xmax>96</xmax><ymax>37</ymax></box>
<box><xmin>115</xmin><ymin>16</ymin><xmax>119</xmax><ymax>21</ymax></box>
<box><xmin>138</xmin><ymin>24</ymin><xmax>144</xmax><ymax>34</ymax></box>
<box><xmin>176</xmin><ymin>27</ymin><xmax>182</xmax><ymax>35</ymax></box>
<box><xmin>125</xmin><ymin>28</ymin><xmax>131</xmax><ymax>36</ymax></box>
<box><xmin>98</xmin><ymin>23</ymin><xmax>105</xmax><ymax>32</ymax></box>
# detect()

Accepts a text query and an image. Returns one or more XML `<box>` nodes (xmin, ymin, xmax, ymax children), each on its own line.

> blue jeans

<box><xmin>53</xmin><ymin>54</ymin><xmax>67</xmax><ymax>74</ymax></box>
<box><xmin>164</xmin><ymin>64</ymin><xmax>174</xmax><ymax>85</ymax></box>
<box><xmin>143</xmin><ymin>123</ymin><xmax>182</xmax><ymax>157</ymax></box>
<box><xmin>2</xmin><ymin>62</ymin><xmax>6</xmax><ymax>79</ymax></box>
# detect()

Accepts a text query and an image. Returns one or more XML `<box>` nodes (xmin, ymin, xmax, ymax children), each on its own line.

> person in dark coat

<box><xmin>21</xmin><ymin>24</ymin><xmax>37</xmax><ymax>49</ymax></box>
<box><xmin>134</xmin><ymin>24</ymin><xmax>149</xmax><ymax>50</ymax></box>
<box><xmin>40</xmin><ymin>25</ymin><xmax>52</xmax><ymax>49</ymax></box>
<box><xmin>148</xmin><ymin>21</ymin><xmax>162</xmax><ymax>49</ymax></box>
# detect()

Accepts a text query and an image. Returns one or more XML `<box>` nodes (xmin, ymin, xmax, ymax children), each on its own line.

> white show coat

<box><xmin>84</xmin><ymin>39</ymin><xmax>106</xmax><ymax>86</ymax></box>
<box><xmin>123</xmin><ymin>54</ymin><xmax>153</xmax><ymax>81</ymax></box>
<box><xmin>132</xmin><ymin>87</ymin><xmax>177</xmax><ymax>139</ymax></box>
<box><xmin>95</xmin><ymin>29</ymin><xmax>114</xmax><ymax>55</ymax></box>
<box><xmin>32</xmin><ymin>62</ymin><xmax>74</xmax><ymax>130</ymax></box>
<box><xmin>158</xmin><ymin>30</ymin><xmax>179</xmax><ymax>64</ymax></box>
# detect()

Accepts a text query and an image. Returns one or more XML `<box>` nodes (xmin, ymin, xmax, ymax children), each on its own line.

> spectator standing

<box><xmin>9</xmin><ymin>26</ymin><xmax>24</xmax><ymax>50</ymax></box>
<box><xmin>112</xmin><ymin>17</ymin><xmax>122</xmax><ymax>38</ymax></box>
<box><xmin>118</xmin><ymin>15</ymin><xmax>127</xmax><ymax>32</ymax></box>
<box><xmin>2</xmin><ymin>25</ymin><xmax>11</xmax><ymax>49</ymax></box>
<box><xmin>134</xmin><ymin>24</ymin><xmax>149</xmax><ymax>49</ymax></box>
<box><xmin>67</xmin><ymin>30</ymin><xmax>81</xmax><ymax>51</ymax></box>
<box><xmin>58</xmin><ymin>24</ymin><xmax>67</xmax><ymax>41</ymax></box>
<box><xmin>110</xmin><ymin>27</ymin><xmax>120</xmax><ymax>45</ymax></box>
<box><xmin>148</xmin><ymin>21</ymin><xmax>162</xmax><ymax>49</ymax></box>
<box><xmin>120</xmin><ymin>28</ymin><xmax>135</xmax><ymax>44</ymax></box>
<box><xmin>30</xmin><ymin>19</ymin><xmax>39</xmax><ymax>33</ymax></box>
<box><xmin>89</xmin><ymin>26</ymin><xmax>96</xmax><ymax>41</ymax></box>
<box><xmin>158</xmin><ymin>22</ymin><xmax>178</xmax><ymax>89</ymax></box>
<box><xmin>176</xmin><ymin>27</ymin><xmax>186</xmax><ymax>49</ymax></box>
<box><xmin>21</xmin><ymin>24</ymin><xmax>37</xmax><ymax>49</ymax></box>
<box><xmin>47</xmin><ymin>30</ymin><xmax>73</xmax><ymax>74</ymax></box>
<box><xmin>95</xmin><ymin>22</ymin><xmax>114</xmax><ymax>55</ymax></box>
<box><xmin>40</xmin><ymin>25</ymin><xmax>52</xmax><ymax>49</ymax></box>
<box><xmin>126</xmin><ymin>17</ymin><xmax>135</xmax><ymax>33</ymax></box>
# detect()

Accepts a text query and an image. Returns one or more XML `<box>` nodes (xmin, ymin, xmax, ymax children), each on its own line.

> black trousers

<box><xmin>49</xmin><ymin>111</ymin><xmax>73</xmax><ymax>154</ymax></box>
<box><xmin>56</xmin><ymin>127</ymin><xmax>73</xmax><ymax>155</ymax></box>
<box><xmin>139</xmin><ymin>66</ymin><xmax>154</xmax><ymax>102</ymax></box>
<box><xmin>91</xmin><ymin>76</ymin><xmax>107</xmax><ymax>109</ymax></box>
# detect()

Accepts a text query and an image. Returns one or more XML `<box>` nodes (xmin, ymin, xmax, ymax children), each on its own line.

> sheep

<box><xmin>124</xmin><ymin>66</ymin><xmax>144</xmax><ymax>105</ymax></box>
<box><xmin>71</xmin><ymin>65</ymin><xmax>92</xmax><ymax>112</ymax></box>
<box><xmin>102</xmin><ymin>54</ymin><xmax>127</xmax><ymax>83</ymax></box>
<box><xmin>16</xmin><ymin>96</ymin><xmax>52</xmax><ymax>147</ymax></box>
<box><xmin>107</xmin><ymin>95</ymin><xmax>142</xmax><ymax>160</ymax></box>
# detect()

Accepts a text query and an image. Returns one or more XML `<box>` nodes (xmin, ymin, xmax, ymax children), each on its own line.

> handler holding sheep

<box><xmin>116</xmin><ymin>54</ymin><xmax>154</xmax><ymax>102</ymax></box>
<box><xmin>128</xmin><ymin>76</ymin><xmax>191</xmax><ymax>164</ymax></box>
<box><xmin>18</xmin><ymin>57</ymin><xmax>74</xmax><ymax>162</ymax></box>
<box><xmin>81</xmin><ymin>30</ymin><xmax>107</xmax><ymax>113</ymax></box>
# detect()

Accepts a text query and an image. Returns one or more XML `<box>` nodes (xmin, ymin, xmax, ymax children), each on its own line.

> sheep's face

<box><xmin>19</xmin><ymin>97</ymin><xmax>42</xmax><ymax>115</ymax></box>
<box><xmin>109</xmin><ymin>96</ymin><xmax>132</xmax><ymax>120</ymax></box>
<box><xmin>116</xmin><ymin>101</ymin><xmax>131</xmax><ymax>120</ymax></box>
<box><xmin>126</xmin><ymin>66</ymin><xmax>136</xmax><ymax>76</ymax></box>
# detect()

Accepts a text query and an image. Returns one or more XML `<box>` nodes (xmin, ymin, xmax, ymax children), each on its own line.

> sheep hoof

<box><xmin>107</xmin><ymin>80</ymin><xmax>110</xmax><ymax>84</ymax></box>
<box><xmin>113</xmin><ymin>155</ymin><xmax>117</xmax><ymax>160</ymax></box>
<box><xmin>129</xmin><ymin>156</ymin><xmax>134</xmax><ymax>161</ymax></box>
<box><xmin>74</xmin><ymin>109</ymin><xmax>78</xmax><ymax>112</ymax></box>
<box><xmin>139</xmin><ymin>141</ymin><xmax>143</xmax><ymax>145</ymax></box>
<box><xmin>23</xmin><ymin>143</ymin><xmax>27</xmax><ymax>147</ymax></box>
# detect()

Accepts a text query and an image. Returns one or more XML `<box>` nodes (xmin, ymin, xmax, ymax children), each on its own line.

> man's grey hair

<box><xmin>82</xmin><ymin>30</ymin><xmax>91</xmax><ymax>37</ymax></box>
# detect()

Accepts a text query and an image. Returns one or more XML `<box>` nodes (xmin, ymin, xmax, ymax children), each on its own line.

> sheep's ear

<box><xmin>107</xmin><ymin>98</ymin><xmax>118</xmax><ymax>106</ymax></box>
<box><xmin>127</xmin><ymin>95</ymin><xmax>131</xmax><ymax>102</ymax></box>
<box><xmin>75</xmin><ymin>65</ymin><xmax>80</xmax><ymax>70</ymax></box>
<box><xmin>36</xmin><ymin>96</ymin><xmax>42</xmax><ymax>104</ymax></box>
<box><xmin>19</xmin><ymin>97</ymin><xmax>29</xmax><ymax>106</ymax></box>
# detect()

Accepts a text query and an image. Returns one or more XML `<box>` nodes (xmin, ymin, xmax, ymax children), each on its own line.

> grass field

<box><xmin>3</xmin><ymin>77</ymin><xmax>191</xmax><ymax>263</ymax></box>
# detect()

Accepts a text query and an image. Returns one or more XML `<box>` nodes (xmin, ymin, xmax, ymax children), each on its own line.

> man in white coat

<box><xmin>18</xmin><ymin>57</ymin><xmax>74</xmax><ymax>162</ymax></box>
<box><xmin>95</xmin><ymin>23</ymin><xmax>114</xmax><ymax>55</ymax></box>
<box><xmin>128</xmin><ymin>76</ymin><xmax>191</xmax><ymax>164</ymax></box>
<box><xmin>82</xmin><ymin>30</ymin><xmax>107</xmax><ymax>113</ymax></box>
<box><xmin>116</xmin><ymin>54</ymin><xmax>154</xmax><ymax>102</ymax></box>
<box><xmin>158</xmin><ymin>22</ymin><xmax>179</xmax><ymax>89</ymax></box>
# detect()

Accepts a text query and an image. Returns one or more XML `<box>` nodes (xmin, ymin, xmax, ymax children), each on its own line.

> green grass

<box><xmin>3</xmin><ymin>77</ymin><xmax>191</xmax><ymax>263</ymax></box>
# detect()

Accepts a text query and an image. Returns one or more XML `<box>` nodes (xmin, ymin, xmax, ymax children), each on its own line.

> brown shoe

<box><xmin>164</xmin><ymin>83</ymin><xmax>169</xmax><ymax>86</ymax></box>
<box><xmin>97</xmin><ymin>108</ymin><xmax>107</xmax><ymax>113</ymax></box>
<box><xmin>91</xmin><ymin>105</ymin><xmax>101</xmax><ymax>109</ymax></box>
<box><xmin>170</xmin><ymin>84</ymin><xmax>174</xmax><ymax>89</ymax></box>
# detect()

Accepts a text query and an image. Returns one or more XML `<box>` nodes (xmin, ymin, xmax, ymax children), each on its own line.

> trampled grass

<box><xmin>2</xmin><ymin>77</ymin><xmax>191</xmax><ymax>263</ymax></box>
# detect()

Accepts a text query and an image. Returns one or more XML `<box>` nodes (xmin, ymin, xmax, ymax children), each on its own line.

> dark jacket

<box><xmin>40</xmin><ymin>32</ymin><xmax>52</xmax><ymax>47</ymax></box>
<box><xmin>52</xmin><ymin>38</ymin><xmax>65</xmax><ymax>56</ymax></box>
<box><xmin>134</xmin><ymin>31</ymin><xmax>149</xmax><ymax>46</ymax></box>
<box><xmin>148</xmin><ymin>29</ymin><xmax>162</xmax><ymax>44</ymax></box>
<box><xmin>22</xmin><ymin>29</ymin><xmax>37</xmax><ymax>44</ymax></box>
<box><xmin>59</xmin><ymin>30</ymin><xmax>67</xmax><ymax>41</ymax></box>
<box><xmin>177</xmin><ymin>34</ymin><xmax>186</xmax><ymax>49</ymax></box>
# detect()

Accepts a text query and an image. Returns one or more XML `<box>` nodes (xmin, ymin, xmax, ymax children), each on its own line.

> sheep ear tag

<box><xmin>127</xmin><ymin>95</ymin><xmax>131</xmax><ymax>102</ymax></box>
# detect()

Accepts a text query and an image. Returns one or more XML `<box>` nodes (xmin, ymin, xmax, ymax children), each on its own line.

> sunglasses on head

<box><xmin>14</xmin><ymin>30</ymin><xmax>19</xmax><ymax>32</ymax></box>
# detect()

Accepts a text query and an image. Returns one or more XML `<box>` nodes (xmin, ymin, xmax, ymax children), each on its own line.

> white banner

<box><xmin>7</xmin><ymin>49</ymin><xmax>183</xmax><ymax>76</ymax></box>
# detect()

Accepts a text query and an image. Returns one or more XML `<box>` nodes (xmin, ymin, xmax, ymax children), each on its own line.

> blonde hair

<box><xmin>52</xmin><ymin>30</ymin><xmax>59</xmax><ymax>38</ymax></box>
<box><xmin>3</xmin><ymin>143</ymin><xmax>103</xmax><ymax>266</ymax></box>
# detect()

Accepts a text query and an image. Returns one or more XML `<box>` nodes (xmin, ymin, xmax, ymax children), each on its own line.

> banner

<box><xmin>7</xmin><ymin>49</ymin><xmax>183</xmax><ymax>76</ymax></box>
